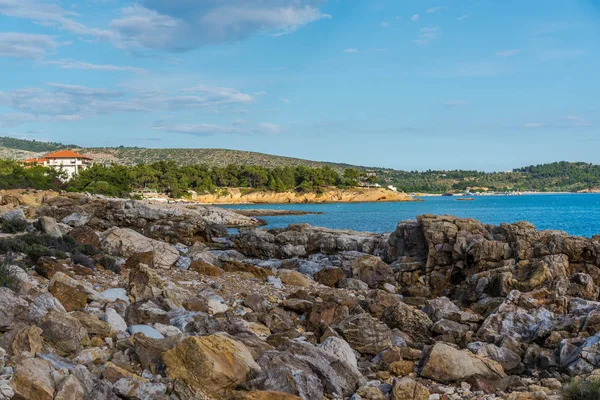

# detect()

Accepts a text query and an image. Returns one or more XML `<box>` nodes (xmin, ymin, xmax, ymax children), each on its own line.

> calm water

<box><xmin>222</xmin><ymin>194</ymin><xmax>600</xmax><ymax>237</ymax></box>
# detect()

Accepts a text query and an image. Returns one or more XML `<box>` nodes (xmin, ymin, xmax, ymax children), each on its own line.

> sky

<box><xmin>0</xmin><ymin>0</ymin><xmax>599</xmax><ymax>171</ymax></box>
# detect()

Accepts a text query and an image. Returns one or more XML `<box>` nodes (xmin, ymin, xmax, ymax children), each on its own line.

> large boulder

<box><xmin>10</xmin><ymin>357</ymin><xmax>56</xmax><ymax>400</ymax></box>
<box><xmin>390</xmin><ymin>377</ymin><xmax>430</xmax><ymax>400</ymax></box>
<box><xmin>39</xmin><ymin>216</ymin><xmax>62</xmax><ymax>238</ymax></box>
<box><xmin>335</xmin><ymin>313</ymin><xmax>392</xmax><ymax>356</ymax></box>
<box><xmin>0</xmin><ymin>287</ymin><xmax>29</xmax><ymax>331</ymax></box>
<box><xmin>420</xmin><ymin>342</ymin><xmax>505</xmax><ymax>383</ymax></box>
<box><xmin>163</xmin><ymin>334</ymin><xmax>260</xmax><ymax>395</ymax></box>
<box><xmin>382</xmin><ymin>302</ymin><xmax>433</xmax><ymax>344</ymax></box>
<box><xmin>351</xmin><ymin>255</ymin><xmax>394</xmax><ymax>288</ymax></box>
<box><xmin>39</xmin><ymin>311</ymin><xmax>88</xmax><ymax>355</ymax></box>
<box><xmin>101</xmin><ymin>227</ymin><xmax>179</xmax><ymax>269</ymax></box>
<box><xmin>67</xmin><ymin>225</ymin><xmax>100</xmax><ymax>247</ymax></box>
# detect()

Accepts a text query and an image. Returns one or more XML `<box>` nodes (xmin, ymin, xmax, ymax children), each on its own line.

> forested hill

<box><xmin>1</xmin><ymin>137</ymin><xmax>600</xmax><ymax>193</ymax></box>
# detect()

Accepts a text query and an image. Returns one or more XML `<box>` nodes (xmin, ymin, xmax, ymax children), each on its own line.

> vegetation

<box><xmin>0</xmin><ymin>233</ymin><xmax>96</xmax><ymax>263</ymax></box>
<box><xmin>564</xmin><ymin>379</ymin><xmax>600</xmax><ymax>400</ymax></box>
<box><xmin>0</xmin><ymin>255</ymin><xmax>19</xmax><ymax>290</ymax></box>
<box><xmin>99</xmin><ymin>256</ymin><xmax>121</xmax><ymax>274</ymax></box>
<box><xmin>0</xmin><ymin>159</ymin><xmax>65</xmax><ymax>190</ymax></box>
<box><xmin>0</xmin><ymin>136</ymin><xmax>75</xmax><ymax>153</ymax></box>
<box><xmin>1</xmin><ymin>219</ymin><xmax>29</xmax><ymax>234</ymax></box>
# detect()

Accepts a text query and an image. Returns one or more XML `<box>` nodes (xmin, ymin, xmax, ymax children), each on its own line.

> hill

<box><xmin>1</xmin><ymin>137</ymin><xmax>600</xmax><ymax>193</ymax></box>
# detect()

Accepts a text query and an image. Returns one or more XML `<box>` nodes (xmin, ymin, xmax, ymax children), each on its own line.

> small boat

<box><xmin>442</xmin><ymin>192</ymin><xmax>454</xmax><ymax>197</ymax></box>
<box><xmin>456</xmin><ymin>197</ymin><xmax>475</xmax><ymax>201</ymax></box>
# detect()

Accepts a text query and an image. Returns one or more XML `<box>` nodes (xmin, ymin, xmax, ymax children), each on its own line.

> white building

<box><xmin>25</xmin><ymin>150</ymin><xmax>93</xmax><ymax>180</ymax></box>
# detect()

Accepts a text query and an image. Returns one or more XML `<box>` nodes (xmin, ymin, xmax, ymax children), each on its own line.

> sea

<box><xmin>221</xmin><ymin>194</ymin><xmax>600</xmax><ymax>238</ymax></box>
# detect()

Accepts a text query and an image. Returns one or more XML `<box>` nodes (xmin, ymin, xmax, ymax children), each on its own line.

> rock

<box><xmin>128</xmin><ymin>325</ymin><xmax>164</xmax><ymax>339</ymax></box>
<box><xmin>50</xmin><ymin>279</ymin><xmax>87</xmax><ymax>312</ymax></box>
<box><xmin>473</xmin><ymin>343</ymin><xmax>522</xmax><ymax>372</ymax></box>
<box><xmin>314</xmin><ymin>267</ymin><xmax>346</xmax><ymax>287</ymax></box>
<box><xmin>35</xmin><ymin>257</ymin><xmax>67</xmax><ymax>280</ymax></box>
<box><xmin>11</xmin><ymin>325</ymin><xmax>44</xmax><ymax>356</ymax></box>
<box><xmin>132</xmin><ymin>333</ymin><xmax>182</xmax><ymax>375</ymax></box>
<box><xmin>420</xmin><ymin>342</ymin><xmax>505</xmax><ymax>383</ymax></box>
<box><xmin>100</xmin><ymin>288</ymin><xmax>129</xmax><ymax>304</ymax></box>
<box><xmin>102</xmin><ymin>361</ymin><xmax>147</xmax><ymax>384</ymax></box>
<box><xmin>101</xmin><ymin>227</ymin><xmax>179</xmax><ymax>269</ymax></box>
<box><xmin>103</xmin><ymin>308</ymin><xmax>127</xmax><ymax>332</ymax></box>
<box><xmin>431</xmin><ymin>319</ymin><xmax>470</xmax><ymax>338</ymax></box>
<box><xmin>335</xmin><ymin>314</ymin><xmax>392</xmax><ymax>356</ymax></box>
<box><xmin>54</xmin><ymin>374</ymin><xmax>85</xmax><ymax>400</ymax></box>
<box><xmin>128</xmin><ymin>262</ymin><xmax>165</xmax><ymax>302</ymax></box>
<box><xmin>67</xmin><ymin>225</ymin><xmax>100</xmax><ymax>247</ymax></box>
<box><xmin>246</xmin><ymin>340</ymin><xmax>363</xmax><ymax>399</ymax></box>
<box><xmin>389</xmin><ymin>360</ymin><xmax>415</xmax><ymax>376</ymax></box>
<box><xmin>382</xmin><ymin>302</ymin><xmax>433</xmax><ymax>344</ymax></box>
<box><xmin>351</xmin><ymin>255</ymin><xmax>394</xmax><ymax>289</ymax></box>
<box><xmin>76</xmin><ymin>347</ymin><xmax>108</xmax><ymax>365</ymax></box>
<box><xmin>189</xmin><ymin>260</ymin><xmax>223</xmax><ymax>277</ymax></box>
<box><xmin>318</xmin><ymin>336</ymin><xmax>359</xmax><ymax>369</ymax></box>
<box><xmin>10</xmin><ymin>357</ymin><xmax>55</xmax><ymax>400</ymax></box>
<box><xmin>39</xmin><ymin>216</ymin><xmax>62</xmax><ymax>238</ymax></box>
<box><xmin>39</xmin><ymin>311</ymin><xmax>88</xmax><ymax>355</ymax></box>
<box><xmin>0</xmin><ymin>287</ymin><xmax>29</xmax><ymax>331</ymax></box>
<box><xmin>113</xmin><ymin>378</ymin><xmax>167</xmax><ymax>399</ymax></box>
<box><xmin>126</xmin><ymin>300</ymin><xmax>169</xmax><ymax>326</ymax></box>
<box><xmin>1</xmin><ymin>209</ymin><xmax>25</xmax><ymax>222</ymax></box>
<box><xmin>61</xmin><ymin>212</ymin><xmax>92</xmax><ymax>227</ymax></box>
<box><xmin>49</xmin><ymin>272</ymin><xmax>104</xmax><ymax>304</ymax></box>
<box><xmin>29</xmin><ymin>293</ymin><xmax>66</xmax><ymax>322</ymax></box>
<box><xmin>163</xmin><ymin>334</ymin><xmax>260</xmax><ymax>395</ymax></box>
<box><xmin>337</xmin><ymin>278</ymin><xmax>369</xmax><ymax>290</ymax></box>
<box><xmin>278</xmin><ymin>270</ymin><xmax>313</xmax><ymax>287</ymax></box>
<box><xmin>390</xmin><ymin>377</ymin><xmax>430</xmax><ymax>400</ymax></box>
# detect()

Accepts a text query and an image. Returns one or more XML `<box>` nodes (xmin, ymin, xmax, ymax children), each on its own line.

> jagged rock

<box><xmin>126</xmin><ymin>300</ymin><xmax>169</xmax><ymax>325</ymax></box>
<box><xmin>76</xmin><ymin>347</ymin><xmax>109</xmax><ymax>365</ymax></box>
<box><xmin>420</xmin><ymin>342</ymin><xmax>505</xmax><ymax>383</ymax></box>
<box><xmin>471</xmin><ymin>343</ymin><xmax>522</xmax><ymax>372</ymax></box>
<box><xmin>101</xmin><ymin>227</ymin><xmax>179</xmax><ymax>269</ymax></box>
<box><xmin>50</xmin><ymin>278</ymin><xmax>88</xmax><ymax>312</ymax></box>
<box><xmin>189</xmin><ymin>260</ymin><xmax>223</xmax><ymax>277</ymax></box>
<box><xmin>39</xmin><ymin>216</ymin><xmax>62</xmax><ymax>238</ymax></box>
<box><xmin>318</xmin><ymin>336</ymin><xmax>358</xmax><ymax>369</ymax></box>
<box><xmin>54</xmin><ymin>375</ymin><xmax>85</xmax><ymax>400</ymax></box>
<box><xmin>337</xmin><ymin>278</ymin><xmax>368</xmax><ymax>290</ymax></box>
<box><xmin>382</xmin><ymin>302</ymin><xmax>433</xmax><ymax>344</ymax></box>
<box><xmin>67</xmin><ymin>225</ymin><xmax>100</xmax><ymax>247</ymax></box>
<box><xmin>278</xmin><ymin>270</ymin><xmax>313</xmax><ymax>287</ymax></box>
<box><xmin>351</xmin><ymin>255</ymin><xmax>394</xmax><ymax>288</ymax></box>
<box><xmin>390</xmin><ymin>377</ymin><xmax>430</xmax><ymax>400</ymax></box>
<box><xmin>128</xmin><ymin>325</ymin><xmax>164</xmax><ymax>339</ymax></box>
<box><xmin>103</xmin><ymin>308</ymin><xmax>127</xmax><ymax>332</ymax></box>
<box><xmin>29</xmin><ymin>293</ymin><xmax>66</xmax><ymax>322</ymax></box>
<box><xmin>163</xmin><ymin>334</ymin><xmax>260</xmax><ymax>395</ymax></box>
<box><xmin>113</xmin><ymin>378</ymin><xmax>167</xmax><ymax>399</ymax></box>
<box><xmin>0</xmin><ymin>287</ymin><xmax>29</xmax><ymax>331</ymax></box>
<box><xmin>1</xmin><ymin>208</ymin><xmax>25</xmax><ymax>222</ymax></box>
<box><xmin>49</xmin><ymin>272</ymin><xmax>104</xmax><ymax>303</ymax></box>
<box><xmin>39</xmin><ymin>311</ymin><xmax>88</xmax><ymax>355</ymax></box>
<box><xmin>100</xmin><ymin>288</ymin><xmax>129</xmax><ymax>304</ymax></box>
<box><xmin>335</xmin><ymin>313</ymin><xmax>392</xmax><ymax>356</ymax></box>
<box><xmin>11</xmin><ymin>325</ymin><xmax>44</xmax><ymax>356</ymax></box>
<box><xmin>314</xmin><ymin>267</ymin><xmax>345</xmax><ymax>287</ymax></box>
<box><xmin>62</xmin><ymin>212</ymin><xmax>92</xmax><ymax>227</ymax></box>
<box><xmin>10</xmin><ymin>357</ymin><xmax>55</xmax><ymax>400</ymax></box>
<box><xmin>35</xmin><ymin>257</ymin><xmax>67</xmax><ymax>280</ymax></box>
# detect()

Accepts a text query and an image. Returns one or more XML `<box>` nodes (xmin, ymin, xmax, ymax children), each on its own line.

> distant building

<box><xmin>24</xmin><ymin>150</ymin><xmax>93</xmax><ymax>180</ymax></box>
<box><xmin>388</xmin><ymin>185</ymin><xmax>398</xmax><ymax>192</ymax></box>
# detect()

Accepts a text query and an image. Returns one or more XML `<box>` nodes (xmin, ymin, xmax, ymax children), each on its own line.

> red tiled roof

<box><xmin>44</xmin><ymin>150</ymin><xmax>93</xmax><ymax>160</ymax></box>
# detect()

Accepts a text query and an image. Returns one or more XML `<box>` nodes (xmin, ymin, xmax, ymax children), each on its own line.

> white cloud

<box><xmin>0</xmin><ymin>0</ymin><xmax>112</xmax><ymax>39</ymax></box>
<box><xmin>380</xmin><ymin>21</ymin><xmax>390</xmax><ymax>28</ymax></box>
<box><xmin>496</xmin><ymin>49</ymin><xmax>520</xmax><ymax>57</ymax></box>
<box><xmin>45</xmin><ymin>60</ymin><xmax>147</xmax><ymax>74</ymax></box>
<box><xmin>457</xmin><ymin>14</ymin><xmax>469</xmax><ymax>21</ymax></box>
<box><xmin>411</xmin><ymin>14</ymin><xmax>419</xmax><ymax>21</ymax></box>
<box><xmin>413</xmin><ymin>26</ymin><xmax>441</xmax><ymax>45</ymax></box>
<box><xmin>524</xmin><ymin>116</ymin><xmax>591</xmax><ymax>129</ymax></box>
<box><xmin>0</xmin><ymin>32</ymin><xmax>58</xmax><ymax>59</ymax></box>
<box><xmin>280</xmin><ymin>98</ymin><xmax>290</xmax><ymax>104</ymax></box>
<box><xmin>183</xmin><ymin>84</ymin><xmax>255</xmax><ymax>105</ymax></box>
<box><xmin>343</xmin><ymin>48</ymin><xmax>358</xmax><ymax>53</ymax></box>
<box><xmin>152</xmin><ymin>123</ymin><xmax>244</xmax><ymax>136</ymax></box>
<box><xmin>445</xmin><ymin>100</ymin><xmax>469</xmax><ymax>107</ymax></box>
<box><xmin>45</xmin><ymin>83</ymin><xmax>120</xmax><ymax>97</ymax></box>
<box><xmin>258</xmin><ymin>122</ymin><xmax>281</xmax><ymax>134</ymax></box>
<box><xmin>426</xmin><ymin>6</ymin><xmax>444</xmax><ymax>13</ymax></box>
<box><xmin>109</xmin><ymin>0</ymin><xmax>331</xmax><ymax>51</ymax></box>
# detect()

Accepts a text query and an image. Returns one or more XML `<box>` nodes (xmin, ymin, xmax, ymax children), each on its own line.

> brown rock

<box><xmin>102</xmin><ymin>361</ymin><xmax>149</xmax><ymax>384</ymax></box>
<box><xmin>71</xmin><ymin>311</ymin><xmax>112</xmax><ymax>338</ymax></box>
<box><xmin>382</xmin><ymin>302</ymin><xmax>433</xmax><ymax>344</ymax></box>
<box><xmin>222</xmin><ymin>261</ymin><xmax>271</xmax><ymax>279</ymax></box>
<box><xmin>129</xmin><ymin>263</ymin><xmax>164</xmax><ymax>302</ymax></box>
<box><xmin>35</xmin><ymin>257</ymin><xmax>67</xmax><ymax>280</ymax></box>
<box><xmin>389</xmin><ymin>360</ymin><xmax>415</xmax><ymax>377</ymax></box>
<box><xmin>163</xmin><ymin>334</ymin><xmax>260</xmax><ymax>395</ymax></box>
<box><xmin>125</xmin><ymin>251</ymin><xmax>155</xmax><ymax>269</ymax></box>
<box><xmin>189</xmin><ymin>260</ymin><xmax>223</xmax><ymax>277</ymax></box>
<box><xmin>132</xmin><ymin>333</ymin><xmax>182</xmax><ymax>375</ymax></box>
<box><xmin>279</xmin><ymin>270</ymin><xmax>312</xmax><ymax>287</ymax></box>
<box><xmin>11</xmin><ymin>325</ymin><xmax>44</xmax><ymax>356</ymax></box>
<box><xmin>230</xmin><ymin>391</ymin><xmax>303</xmax><ymax>400</ymax></box>
<box><xmin>315</xmin><ymin>267</ymin><xmax>346</xmax><ymax>287</ymax></box>
<box><xmin>10</xmin><ymin>357</ymin><xmax>55</xmax><ymax>400</ymax></box>
<box><xmin>50</xmin><ymin>280</ymin><xmax>87</xmax><ymax>312</ymax></box>
<box><xmin>390</xmin><ymin>377</ymin><xmax>430</xmax><ymax>400</ymax></box>
<box><xmin>54</xmin><ymin>375</ymin><xmax>84</xmax><ymax>400</ymax></box>
<box><xmin>335</xmin><ymin>313</ymin><xmax>392</xmax><ymax>355</ymax></box>
<box><xmin>39</xmin><ymin>311</ymin><xmax>88</xmax><ymax>355</ymax></box>
<box><xmin>67</xmin><ymin>225</ymin><xmax>100</xmax><ymax>247</ymax></box>
<box><xmin>351</xmin><ymin>255</ymin><xmax>393</xmax><ymax>288</ymax></box>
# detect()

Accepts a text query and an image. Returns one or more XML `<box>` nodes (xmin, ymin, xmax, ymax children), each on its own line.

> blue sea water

<box><xmin>221</xmin><ymin>194</ymin><xmax>600</xmax><ymax>237</ymax></box>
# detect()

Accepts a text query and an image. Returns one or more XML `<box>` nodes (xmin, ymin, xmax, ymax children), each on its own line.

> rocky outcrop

<box><xmin>101</xmin><ymin>227</ymin><xmax>179</xmax><ymax>269</ymax></box>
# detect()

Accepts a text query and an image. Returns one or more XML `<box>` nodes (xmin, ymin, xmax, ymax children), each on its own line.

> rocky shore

<box><xmin>0</xmin><ymin>191</ymin><xmax>599</xmax><ymax>399</ymax></box>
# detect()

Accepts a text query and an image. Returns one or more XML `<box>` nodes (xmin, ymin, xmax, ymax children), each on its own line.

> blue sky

<box><xmin>0</xmin><ymin>0</ymin><xmax>599</xmax><ymax>171</ymax></box>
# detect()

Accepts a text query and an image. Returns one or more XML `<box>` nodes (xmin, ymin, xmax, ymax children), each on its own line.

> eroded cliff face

<box><xmin>1</xmin><ymin>197</ymin><xmax>598</xmax><ymax>400</ymax></box>
<box><xmin>192</xmin><ymin>187</ymin><xmax>419</xmax><ymax>204</ymax></box>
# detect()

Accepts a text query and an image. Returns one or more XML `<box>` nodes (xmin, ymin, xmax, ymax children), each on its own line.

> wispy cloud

<box><xmin>496</xmin><ymin>49</ymin><xmax>520</xmax><ymax>57</ymax></box>
<box><xmin>413</xmin><ymin>26</ymin><xmax>441</xmax><ymax>45</ymax></box>
<box><xmin>44</xmin><ymin>60</ymin><xmax>147</xmax><ymax>74</ymax></box>
<box><xmin>151</xmin><ymin>122</ymin><xmax>244</xmax><ymax>136</ymax></box>
<box><xmin>343</xmin><ymin>48</ymin><xmax>358</xmax><ymax>53</ymax></box>
<box><xmin>523</xmin><ymin>116</ymin><xmax>591</xmax><ymax>129</ymax></box>
<box><xmin>0</xmin><ymin>32</ymin><xmax>58</xmax><ymax>60</ymax></box>
<box><xmin>411</xmin><ymin>14</ymin><xmax>420</xmax><ymax>22</ymax></box>
<box><xmin>280</xmin><ymin>98</ymin><xmax>290</xmax><ymax>104</ymax></box>
<box><xmin>258</xmin><ymin>123</ymin><xmax>281</xmax><ymax>134</ymax></box>
<box><xmin>426</xmin><ymin>6</ymin><xmax>444</xmax><ymax>13</ymax></box>
<box><xmin>456</xmin><ymin>14</ymin><xmax>469</xmax><ymax>21</ymax></box>
<box><xmin>380</xmin><ymin>21</ymin><xmax>390</xmax><ymax>28</ymax></box>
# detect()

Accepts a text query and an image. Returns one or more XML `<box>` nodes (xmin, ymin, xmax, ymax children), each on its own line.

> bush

<box><xmin>1</xmin><ymin>219</ymin><xmax>29</xmax><ymax>233</ymax></box>
<box><xmin>0</xmin><ymin>233</ymin><xmax>87</xmax><ymax>263</ymax></box>
<box><xmin>99</xmin><ymin>256</ymin><xmax>121</xmax><ymax>274</ymax></box>
<box><xmin>0</xmin><ymin>255</ymin><xmax>20</xmax><ymax>290</ymax></box>
<box><xmin>564</xmin><ymin>379</ymin><xmax>600</xmax><ymax>400</ymax></box>
<box><xmin>72</xmin><ymin>253</ymin><xmax>96</xmax><ymax>270</ymax></box>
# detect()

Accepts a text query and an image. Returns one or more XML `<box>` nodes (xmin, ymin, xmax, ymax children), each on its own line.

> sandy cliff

<box><xmin>192</xmin><ymin>187</ymin><xmax>420</xmax><ymax>204</ymax></box>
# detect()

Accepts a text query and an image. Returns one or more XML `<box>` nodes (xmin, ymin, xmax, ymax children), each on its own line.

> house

<box><xmin>24</xmin><ymin>150</ymin><xmax>93</xmax><ymax>180</ymax></box>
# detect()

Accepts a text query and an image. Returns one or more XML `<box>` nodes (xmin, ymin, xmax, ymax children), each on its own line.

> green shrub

<box><xmin>0</xmin><ymin>233</ymin><xmax>87</xmax><ymax>263</ymax></box>
<box><xmin>0</xmin><ymin>255</ymin><xmax>20</xmax><ymax>290</ymax></box>
<box><xmin>564</xmin><ymin>379</ymin><xmax>600</xmax><ymax>400</ymax></box>
<box><xmin>72</xmin><ymin>253</ymin><xmax>95</xmax><ymax>270</ymax></box>
<box><xmin>1</xmin><ymin>219</ymin><xmax>29</xmax><ymax>233</ymax></box>
<box><xmin>99</xmin><ymin>256</ymin><xmax>121</xmax><ymax>274</ymax></box>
